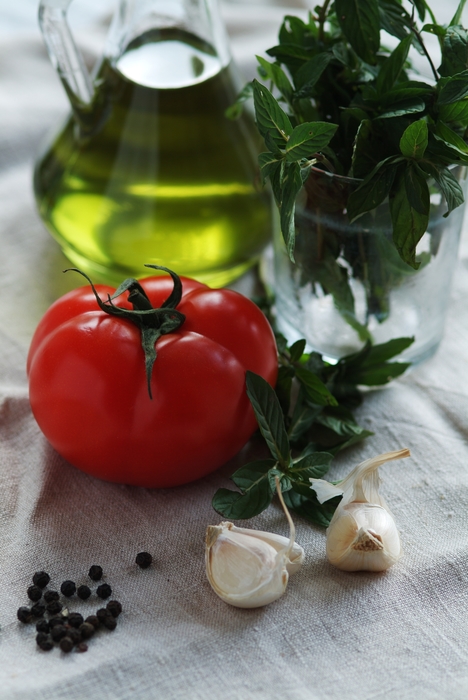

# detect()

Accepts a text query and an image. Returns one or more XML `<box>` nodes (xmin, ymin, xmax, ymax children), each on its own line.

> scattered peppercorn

<box><xmin>106</xmin><ymin>600</ymin><xmax>122</xmax><ymax>618</ymax></box>
<box><xmin>27</xmin><ymin>585</ymin><xmax>43</xmax><ymax>602</ymax></box>
<box><xmin>68</xmin><ymin>612</ymin><xmax>84</xmax><ymax>629</ymax></box>
<box><xmin>51</xmin><ymin>624</ymin><xmax>68</xmax><ymax>643</ymax></box>
<box><xmin>38</xmin><ymin>639</ymin><xmax>54</xmax><ymax>652</ymax></box>
<box><xmin>31</xmin><ymin>602</ymin><xmax>46</xmax><ymax>618</ymax></box>
<box><xmin>79</xmin><ymin>622</ymin><xmax>95</xmax><ymax>640</ymax></box>
<box><xmin>96</xmin><ymin>583</ymin><xmax>112</xmax><ymax>599</ymax></box>
<box><xmin>44</xmin><ymin>590</ymin><xmax>60</xmax><ymax>603</ymax></box>
<box><xmin>49</xmin><ymin>615</ymin><xmax>65</xmax><ymax>628</ymax></box>
<box><xmin>76</xmin><ymin>642</ymin><xmax>88</xmax><ymax>653</ymax></box>
<box><xmin>77</xmin><ymin>585</ymin><xmax>91</xmax><ymax>600</ymax></box>
<box><xmin>67</xmin><ymin>627</ymin><xmax>81</xmax><ymax>645</ymax></box>
<box><xmin>96</xmin><ymin>608</ymin><xmax>109</xmax><ymax>623</ymax></box>
<box><xmin>135</xmin><ymin>551</ymin><xmax>152</xmax><ymax>569</ymax></box>
<box><xmin>60</xmin><ymin>637</ymin><xmax>74</xmax><ymax>653</ymax></box>
<box><xmin>17</xmin><ymin>606</ymin><xmax>33</xmax><ymax>624</ymax></box>
<box><xmin>32</xmin><ymin>571</ymin><xmax>50</xmax><ymax>589</ymax></box>
<box><xmin>103</xmin><ymin>615</ymin><xmax>117</xmax><ymax>630</ymax></box>
<box><xmin>85</xmin><ymin>615</ymin><xmax>100</xmax><ymax>630</ymax></box>
<box><xmin>35</xmin><ymin>631</ymin><xmax>49</xmax><ymax>646</ymax></box>
<box><xmin>60</xmin><ymin>580</ymin><xmax>76</xmax><ymax>597</ymax></box>
<box><xmin>88</xmin><ymin>565</ymin><xmax>103</xmax><ymax>581</ymax></box>
<box><xmin>46</xmin><ymin>600</ymin><xmax>63</xmax><ymax>615</ymax></box>
<box><xmin>36</xmin><ymin>619</ymin><xmax>50</xmax><ymax>634</ymax></box>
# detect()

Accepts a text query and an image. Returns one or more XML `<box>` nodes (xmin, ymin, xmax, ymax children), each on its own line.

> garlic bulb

<box><xmin>206</xmin><ymin>484</ymin><xmax>304</xmax><ymax>608</ymax></box>
<box><xmin>310</xmin><ymin>448</ymin><xmax>410</xmax><ymax>572</ymax></box>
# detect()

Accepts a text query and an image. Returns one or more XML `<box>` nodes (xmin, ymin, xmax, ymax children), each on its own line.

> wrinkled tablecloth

<box><xmin>2</xmin><ymin>2</ymin><xmax>468</xmax><ymax>699</ymax></box>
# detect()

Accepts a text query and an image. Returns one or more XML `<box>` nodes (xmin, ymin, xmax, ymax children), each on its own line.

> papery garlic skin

<box><xmin>311</xmin><ymin>448</ymin><xmax>410</xmax><ymax>573</ymax></box>
<box><xmin>205</xmin><ymin>519</ymin><xmax>304</xmax><ymax>609</ymax></box>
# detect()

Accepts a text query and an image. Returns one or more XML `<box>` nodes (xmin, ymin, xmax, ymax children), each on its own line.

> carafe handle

<box><xmin>38</xmin><ymin>0</ymin><xmax>94</xmax><ymax>110</ymax></box>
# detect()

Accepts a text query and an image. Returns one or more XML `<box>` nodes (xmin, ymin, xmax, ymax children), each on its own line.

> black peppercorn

<box><xmin>60</xmin><ymin>637</ymin><xmax>74</xmax><ymax>653</ymax></box>
<box><xmin>46</xmin><ymin>600</ymin><xmax>63</xmax><ymax>615</ymax></box>
<box><xmin>31</xmin><ymin>602</ymin><xmax>46</xmax><ymax>618</ymax></box>
<box><xmin>102</xmin><ymin>615</ymin><xmax>117</xmax><ymax>631</ymax></box>
<box><xmin>49</xmin><ymin>615</ymin><xmax>65</xmax><ymax>628</ymax></box>
<box><xmin>67</xmin><ymin>627</ymin><xmax>81</xmax><ymax>644</ymax></box>
<box><xmin>79</xmin><ymin>622</ymin><xmax>95</xmax><ymax>640</ymax></box>
<box><xmin>88</xmin><ymin>565</ymin><xmax>103</xmax><ymax>581</ymax></box>
<box><xmin>76</xmin><ymin>642</ymin><xmax>88</xmax><ymax>653</ymax></box>
<box><xmin>44</xmin><ymin>590</ymin><xmax>60</xmax><ymax>603</ymax></box>
<box><xmin>38</xmin><ymin>639</ymin><xmax>54</xmax><ymax>651</ymax></box>
<box><xmin>35</xmin><ymin>631</ymin><xmax>50</xmax><ymax>646</ymax></box>
<box><xmin>60</xmin><ymin>580</ymin><xmax>76</xmax><ymax>597</ymax></box>
<box><xmin>96</xmin><ymin>583</ymin><xmax>112</xmax><ymax>599</ymax></box>
<box><xmin>77</xmin><ymin>584</ymin><xmax>91</xmax><ymax>600</ymax></box>
<box><xmin>96</xmin><ymin>607</ymin><xmax>109</xmax><ymax>622</ymax></box>
<box><xmin>17</xmin><ymin>606</ymin><xmax>33</xmax><ymax>624</ymax></box>
<box><xmin>36</xmin><ymin>619</ymin><xmax>50</xmax><ymax>634</ymax></box>
<box><xmin>85</xmin><ymin>615</ymin><xmax>100</xmax><ymax>630</ymax></box>
<box><xmin>135</xmin><ymin>551</ymin><xmax>152</xmax><ymax>569</ymax></box>
<box><xmin>106</xmin><ymin>600</ymin><xmax>122</xmax><ymax>618</ymax></box>
<box><xmin>27</xmin><ymin>585</ymin><xmax>43</xmax><ymax>602</ymax></box>
<box><xmin>51</xmin><ymin>624</ymin><xmax>68</xmax><ymax>642</ymax></box>
<box><xmin>68</xmin><ymin>612</ymin><xmax>84</xmax><ymax>629</ymax></box>
<box><xmin>32</xmin><ymin>571</ymin><xmax>50</xmax><ymax>589</ymax></box>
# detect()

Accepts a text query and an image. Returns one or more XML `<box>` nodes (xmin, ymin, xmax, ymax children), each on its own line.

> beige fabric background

<box><xmin>1</xmin><ymin>2</ymin><xmax>468</xmax><ymax>698</ymax></box>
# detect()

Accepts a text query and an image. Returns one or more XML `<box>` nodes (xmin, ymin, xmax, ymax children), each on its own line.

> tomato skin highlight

<box><xmin>27</xmin><ymin>276</ymin><xmax>278</xmax><ymax>488</ymax></box>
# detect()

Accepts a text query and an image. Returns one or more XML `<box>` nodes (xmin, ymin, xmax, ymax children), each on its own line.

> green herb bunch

<box><xmin>212</xmin><ymin>334</ymin><xmax>413</xmax><ymax>526</ymax></box>
<box><xmin>231</xmin><ymin>0</ymin><xmax>468</xmax><ymax>332</ymax></box>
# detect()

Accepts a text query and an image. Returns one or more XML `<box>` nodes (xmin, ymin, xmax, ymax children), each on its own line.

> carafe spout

<box><xmin>39</xmin><ymin>0</ymin><xmax>94</xmax><ymax>114</ymax></box>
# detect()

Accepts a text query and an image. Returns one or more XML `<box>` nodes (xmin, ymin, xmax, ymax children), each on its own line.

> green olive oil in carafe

<box><xmin>34</xmin><ymin>29</ymin><xmax>272</xmax><ymax>286</ymax></box>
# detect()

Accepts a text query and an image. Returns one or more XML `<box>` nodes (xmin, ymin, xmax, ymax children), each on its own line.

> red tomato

<box><xmin>27</xmin><ymin>273</ymin><xmax>278</xmax><ymax>488</ymax></box>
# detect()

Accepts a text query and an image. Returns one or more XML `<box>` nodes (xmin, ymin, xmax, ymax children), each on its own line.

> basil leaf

<box><xmin>288</xmin><ymin>401</ymin><xmax>321</xmax><ymax>443</ymax></box>
<box><xmin>450</xmin><ymin>0</ymin><xmax>468</xmax><ymax>26</ymax></box>
<box><xmin>347</xmin><ymin>161</ymin><xmax>398</xmax><ymax>221</ymax></box>
<box><xmin>282</xmin><ymin>488</ymin><xmax>341</xmax><ymax>528</ymax></box>
<box><xmin>225</xmin><ymin>82</ymin><xmax>254</xmax><ymax>120</ymax></box>
<box><xmin>423</xmin><ymin>163</ymin><xmax>465</xmax><ymax>215</ymax></box>
<box><xmin>289</xmin><ymin>339</ymin><xmax>307</xmax><ymax>362</ymax></box>
<box><xmin>390</xmin><ymin>170</ymin><xmax>428</xmax><ymax>269</ymax></box>
<box><xmin>295</xmin><ymin>366</ymin><xmax>338</xmax><ymax>406</ymax></box>
<box><xmin>404</xmin><ymin>163</ymin><xmax>430</xmax><ymax>214</ymax></box>
<box><xmin>252</xmin><ymin>80</ymin><xmax>293</xmax><ymax>148</ymax></box>
<box><xmin>279</xmin><ymin>162</ymin><xmax>303</xmax><ymax>261</ymax></box>
<box><xmin>212</xmin><ymin>467</ymin><xmax>276</xmax><ymax>520</ymax></box>
<box><xmin>378</xmin><ymin>0</ymin><xmax>411</xmax><ymax>40</ymax></box>
<box><xmin>246</xmin><ymin>371</ymin><xmax>291</xmax><ymax>468</ymax></box>
<box><xmin>284</xmin><ymin>122</ymin><xmax>338</xmax><ymax>161</ymax></box>
<box><xmin>439</xmin><ymin>26</ymin><xmax>468</xmax><ymax>77</ymax></box>
<box><xmin>399</xmin><ymin>119</ymin><xmax>428</xmax><ymax>159</ymax></box>
<box><xmin>376</xmin><ymin>35</ymin><xmax>412</xmax><ymax>94</ymax></box>
<box><xmin>294</xmin><ymin>53</ymin><xmax>333</xmax><ymax>94</ymax></box>
<box><xmin>258</xmin><ymin>151</ymin><xmax>282</xmax><ymax>186</ymax></box>
<box><xmin>289</xmin><ymin>452</ymin><xmax>334</xmax><ymax>480</ymax></box>
<box><xmin>335</xmin><ymin>0</ymin><xmax>380</xmax><ymax>64</ymax></box>
<box><xmin>437</xmin><ymin>71</ymin><xmax>468</xmax><ymax>105</ymax></box>
<box><xmin>433</xmin><ymin>121</ymin><xmax>468</xmax><ymax>154</ymax></box>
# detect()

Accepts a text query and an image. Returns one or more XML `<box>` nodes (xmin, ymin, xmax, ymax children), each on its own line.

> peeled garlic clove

<box><xmin>223</xmin><ymin>523</ymin><xmax>304</xmax><ymax>574</ymax></box>
<box><xmin>311</xmin><ymin>448</ymin><xmax>410</xmax><ymax>573</ymax></box>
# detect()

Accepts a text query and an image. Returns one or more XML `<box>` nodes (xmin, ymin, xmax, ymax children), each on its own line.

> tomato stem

<box><xmin>64</xmin><ymin>266</ymin><xmax>186</xmax><ymax>399</ymax></box>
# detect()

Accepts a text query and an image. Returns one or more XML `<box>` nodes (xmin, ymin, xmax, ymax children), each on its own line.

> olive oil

<box><xmin>34</xmin><ymin>29</ymin><xmax>271</xmax><ymax>286</ymax></box>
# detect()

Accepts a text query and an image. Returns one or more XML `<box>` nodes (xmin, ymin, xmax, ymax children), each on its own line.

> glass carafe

<box><xmin>35</xmin><ymin>0</ymin><xmax>272</xmax><ymax>286</ymax></box>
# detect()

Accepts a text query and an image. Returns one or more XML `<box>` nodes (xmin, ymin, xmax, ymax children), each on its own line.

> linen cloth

<box><xmin>1</xmin><ymin>2</ymin><xmax>468</xmax><ymax>699</ymax></box>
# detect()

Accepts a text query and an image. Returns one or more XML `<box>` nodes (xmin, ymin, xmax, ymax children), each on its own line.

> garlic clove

<box><xmin>311</xmin><ymin>449</ymin><xmax>410</xmax><ymax>573</ymax></box>
<box><xmin>326</xmin><ymin>503</ymin><xmax>401</xmax><ymax>572</ymax></box>
<box><xmin>206</xmin><ymin>478</ymin><xmax>304</xmax><ymax>608</ymax></box>
<box><xmin>205</xmin><ymin>524</ymin><xmax>289</xmax><ymax>608</ymax></box>
<box><xmin>221</xmin><ymin>523</ymin><xmax>304</xmax><ymax>574</ymax></box>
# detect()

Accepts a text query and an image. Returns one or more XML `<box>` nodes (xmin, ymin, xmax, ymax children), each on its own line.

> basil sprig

<box><xmin>212</xmin><ymin>335</ymin><xmax>413</xmax><ymax>526</ymax></box>
<box><xmin>231</xmin><ymin>0</ymin><xmax>468</xmax><ymax>271</ymax></box>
